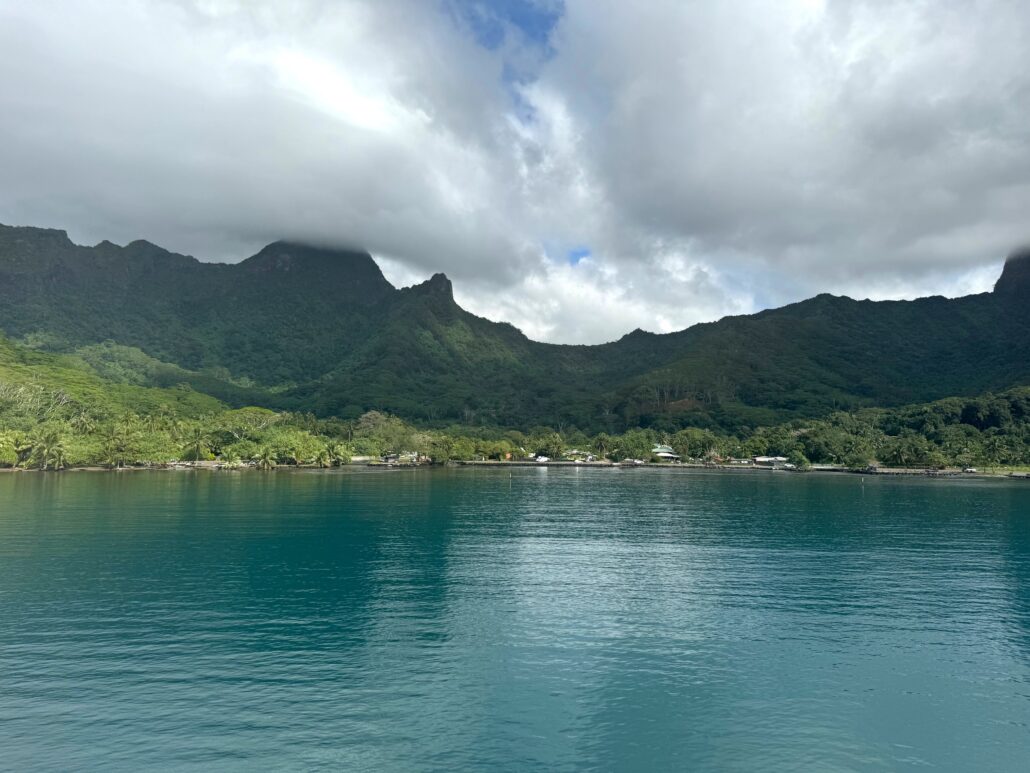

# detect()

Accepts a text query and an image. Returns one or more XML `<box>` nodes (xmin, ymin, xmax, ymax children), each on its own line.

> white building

<box><xmin>754</xmin><ymin>455</ymin><xmax>789</xmax><ymax>467</ymax></box>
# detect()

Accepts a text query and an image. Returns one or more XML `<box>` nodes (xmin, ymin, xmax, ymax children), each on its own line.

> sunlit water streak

<box><xmin>1</xmin><ymin>468</ymin><xmax>1028</xmax><ymax>771</ymax></box>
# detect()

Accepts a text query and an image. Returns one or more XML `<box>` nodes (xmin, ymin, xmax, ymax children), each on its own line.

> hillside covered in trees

<box><xmin>1</xmin><ymin>223</ymin><xmax>1028</xmax><ymax>437</ymax></box>
<box><xmin>1</xmin><ymin>328</ymin><xmax>1027</xmax><ymax>471</ymax></box>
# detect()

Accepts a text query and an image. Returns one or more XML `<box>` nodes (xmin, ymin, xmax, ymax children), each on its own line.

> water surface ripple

<box><xmin>1</xmin><ymin>468</ymin><xmax>1028</xmax><ymax>771</ymax></box>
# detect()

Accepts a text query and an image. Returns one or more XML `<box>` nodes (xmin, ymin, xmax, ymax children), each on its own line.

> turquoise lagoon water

<box><xmin>1</xmin><ymin>467</ymin><xmax>1029</xmax><ymax>771</ymax></box>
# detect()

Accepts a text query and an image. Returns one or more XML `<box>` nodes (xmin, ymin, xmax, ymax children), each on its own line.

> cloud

<box><xmin>0</xmin><ymin>0</ymin><xmax>1026</xmax><ymax>343</ymax></box>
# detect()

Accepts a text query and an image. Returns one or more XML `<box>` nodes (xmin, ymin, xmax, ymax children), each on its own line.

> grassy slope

<box><xmin>0</xmin><ymin>335</ymin><xmax>224</xmax><ymax>417</ymax></box>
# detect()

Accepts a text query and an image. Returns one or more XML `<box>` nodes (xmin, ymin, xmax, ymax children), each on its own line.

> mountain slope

<box><xmin>607</xmin><ymin>286</ymin><xmax>1029</xmax><ymax>430</ymax></box>
<box><xmin>0</xmin><ymin>227</ymin><xmax>393</xmax><ymax>384</ymax></box>
<box><xmin>0</xmin><ymin>332</ymin><xmax>223</xmax><ymax>418</ymax></box>
<box><xmin>1</xmin><ymin>223</ymin><xmax>1027</xmax><ymax>432</ymax></box>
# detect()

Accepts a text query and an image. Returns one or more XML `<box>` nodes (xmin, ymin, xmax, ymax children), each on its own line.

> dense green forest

<box><xmin>2</xmin><ymin>224</ymin><xmax>1028</xmax><ymax>435</ymax></box>
<box><xmin>2</xmin><ymin>331</ymin><xmax>1027</xmax><ymax>471</ymax></box>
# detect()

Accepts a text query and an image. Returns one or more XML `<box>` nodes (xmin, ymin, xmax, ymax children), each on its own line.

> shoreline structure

<box><xmin>2</xmin><ymin>460</ymin><xmax>1027</xmax><ymax>480</ymax></box>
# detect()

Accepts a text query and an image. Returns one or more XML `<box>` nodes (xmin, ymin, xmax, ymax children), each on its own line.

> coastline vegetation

<box><xmin>2</xmin><ymin>317</ymin><xmax>1027</xmax><ymax>473</ymax></box>
<box><xmin>2</xmin><ymin>359</ymin><xmax>1027</xmax><ymax>471</ymax></box>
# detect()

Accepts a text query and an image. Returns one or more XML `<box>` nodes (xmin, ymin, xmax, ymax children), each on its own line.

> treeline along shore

<box><xmin>2</xmin><ymin>378</ymin><xmax>1028</xmax><ymax>475</ymax></box>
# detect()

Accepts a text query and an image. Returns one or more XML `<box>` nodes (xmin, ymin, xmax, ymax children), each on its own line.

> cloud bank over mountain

<box><xmin>1</xmin><ymin>0</ymin><xmax>1027</xmax><ymax>342</ymax></box>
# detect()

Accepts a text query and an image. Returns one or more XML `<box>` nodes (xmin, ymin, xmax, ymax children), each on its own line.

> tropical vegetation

<box><xmin>1</xmin><ymin>332</ymin><xmax>1027</xmax><ymax>472</ymax></box>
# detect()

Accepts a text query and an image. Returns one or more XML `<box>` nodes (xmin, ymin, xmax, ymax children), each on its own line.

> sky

<box><xmin>1</xmin><ymin>0</ymin><xmax>1028</xmax><ymax>344</ymax></box>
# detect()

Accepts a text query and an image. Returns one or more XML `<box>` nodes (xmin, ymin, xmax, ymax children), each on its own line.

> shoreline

<box><xmin>1</xmin><ymin>460</ymin><xmax>1026</xmax><ymax>481</ymax></box>
<box><xmin>455</xmin><ymin>460</ymin><xmax>1028</xmax><ymax>480</ymax></box>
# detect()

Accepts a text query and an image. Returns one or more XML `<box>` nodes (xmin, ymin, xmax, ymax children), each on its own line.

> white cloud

<box><xmin>0</xmin><ymin>0</ymin><xmax>1027</xmax><ymax>343</ymax></box>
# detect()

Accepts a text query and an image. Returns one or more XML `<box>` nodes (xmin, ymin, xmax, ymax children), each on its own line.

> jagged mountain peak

<box><xmin>619</xmin><ymin>328</ymin><xmax>656</xmax><ymax>341</ymax></box>
<box><xmin>994</xmin><ymin>248</ymin><xmax>1030</xmax><ymax>298</ymax></box>
<box><xmin>413</xmin><ymin>272</ymin><xmax>453</xmax><ymax>296</ymax></box>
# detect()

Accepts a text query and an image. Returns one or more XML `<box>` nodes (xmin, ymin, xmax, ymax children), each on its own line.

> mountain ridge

<box><xmin>0</xmin><ymin>222</ymin><xmax>1027</xmax><ymax>432</ymax></box>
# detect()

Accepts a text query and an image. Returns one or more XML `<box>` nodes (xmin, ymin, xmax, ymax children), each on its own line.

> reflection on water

<box><xmin>1</xmin><ymin>468</ymin><xmax>1029</xmax><ymax>771</ymax></box>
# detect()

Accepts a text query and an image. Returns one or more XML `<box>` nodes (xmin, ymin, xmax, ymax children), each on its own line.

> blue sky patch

<box><xmin>568</xmin><ymin>246</ymin><xmax>591</xmax><ymax>265</ymax></box>
<box><xmin>445</xmin><ymin>0</ymin><xmax>563</xmax><ymax>50</ymax></box>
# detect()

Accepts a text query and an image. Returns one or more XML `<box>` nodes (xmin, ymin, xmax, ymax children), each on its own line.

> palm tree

<box><xmin>0</xmin><ymin>430</ymin><xmax>18</xmax><ymax>467</ymax></box>
<box><xmin>180</xmin><ymin>426</ymin><xmax>210</xmax><ymax>462</ymax></box>
<box><xmin>220</xmin><ymin>450</ymin><xmax>242</xmax><ymax>470</ymax></box>
<box><xmin>255</xmin><ymin>446</ymin><xmax>277</xmax><ymax>471</ymax></box>
<box><xmin>13</xmin><ymin>432</ymin><xmax>33</xmax><ymax>466</ymax></box>
<box><xmin>150</xmin><ymin>405</ymin><xmax>176</xmax><ymax>432</ymax></box>
<box><xmin>102</xmin><ymin>419</ymin><xmax>144</xmax><ymax>468</ymax></box>
<box><xmin>326</xmin><ymin>442</ymin><xmax>351</xmax><ymax>466</ymax></box>
<box><xmin>543</xmin><ymin>433</ymin><xmax>564</xmax><ymax>459</ymax></box>
<box><xmin>28</xmin><ymin>427</ymin><xmax>67</xmax><ymax>471</ymax></box>
<box><xmin>314</xmin><ymin>448</ymin><xmax>331</xmax><ymax>468</ymax></box>
<box><xmin>70</xmin><ymin>410</ymin><xmax>98</xmax><ymax>435</ymax></box>
<box><xmin>981</xmin><ymin>436</ymin><xmax>1009</xmax><ymax>471</ymax></box>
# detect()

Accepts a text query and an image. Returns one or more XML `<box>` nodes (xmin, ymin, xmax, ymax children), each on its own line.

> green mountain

<box><xmin>1</xmin><ymin>223</ymin><xmax>1028</xmax><ymax>432</ymax></box>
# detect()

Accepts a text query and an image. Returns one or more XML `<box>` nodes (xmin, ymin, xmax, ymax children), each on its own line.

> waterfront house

<box><xmin>652</xmin><ymin>445</ymin><xmax>680</xmax><ymax>461</ymax></box>
<box><xmin>566</xmin><ymin>449</ymin><xmax>596</xmax><ymax>462</ymax></box>
<box><xmin>754</xmin><ymin>455</ymin><xmax>789</xmax><ymax>467</ymax></box>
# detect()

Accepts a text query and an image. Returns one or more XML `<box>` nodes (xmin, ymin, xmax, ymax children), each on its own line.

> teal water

<box><xmin>1</xmin><ymin>468</ymin><xmax>1029</xmax><ymax>771</ymax></box>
